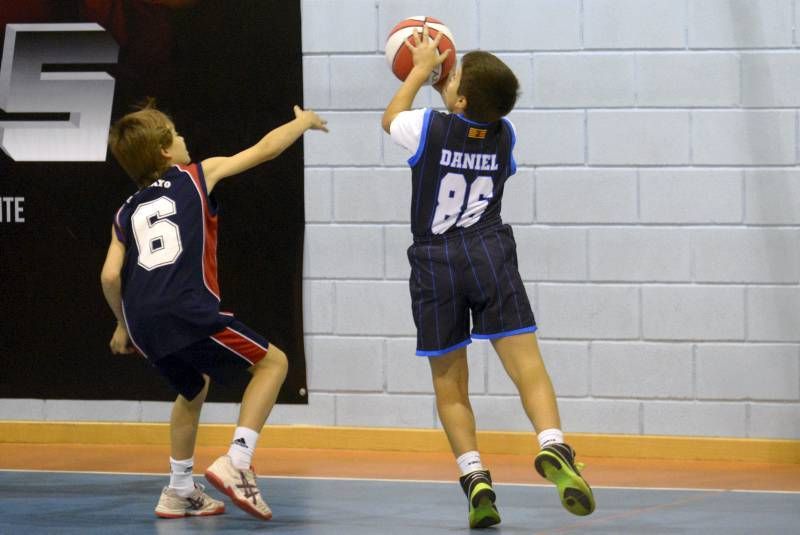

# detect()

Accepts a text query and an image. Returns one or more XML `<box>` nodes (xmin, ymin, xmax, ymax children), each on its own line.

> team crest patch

<box><xmin>467</xmin><ymin>127</ymin><xmax>487</xmax><ymax>139</ymax></box>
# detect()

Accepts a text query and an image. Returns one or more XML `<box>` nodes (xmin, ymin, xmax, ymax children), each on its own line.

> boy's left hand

<box><xmin>406</xmin><ymin>25</ymin><xmax>451</xmax><ymax>75</ymax></box>
<box><xmin>109</xmin><ymin>323</ymin><xmax>136</xmax><ymax>355</ymax></box>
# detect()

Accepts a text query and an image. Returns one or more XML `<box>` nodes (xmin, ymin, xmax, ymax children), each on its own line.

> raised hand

<box><xmin>294</xmin><ymin>105</ymin><xmax>329</xmax><ymax>132</ymax></box>
<box><xmin>405</xmin><ymin>24</ymin><xmax>451</xmax><ymax>74</ymax></box>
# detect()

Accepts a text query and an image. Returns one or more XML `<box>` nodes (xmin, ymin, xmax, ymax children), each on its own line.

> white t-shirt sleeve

<box><xmin>389</xmin><ymin>108</ymin><xmax>427</xmax><ymax>154</ymax></box>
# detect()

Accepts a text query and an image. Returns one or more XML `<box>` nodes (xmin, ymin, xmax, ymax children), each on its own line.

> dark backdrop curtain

<box><xmin>0</xmin><ymin>0</ymin><xmax>308</xmax><ymax>403</ymax></box>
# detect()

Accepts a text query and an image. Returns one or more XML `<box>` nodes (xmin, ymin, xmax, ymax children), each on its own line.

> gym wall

<box><xmin>2</xmin><ymin>0</ymin><xmax>798</xmax><ymax>440</ymax></box>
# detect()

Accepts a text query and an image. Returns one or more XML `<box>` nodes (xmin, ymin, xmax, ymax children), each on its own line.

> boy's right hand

<box><xmin>294</xmin><ymin>105</ymin><xmax>329</xmax><ymax>132</ymax></box>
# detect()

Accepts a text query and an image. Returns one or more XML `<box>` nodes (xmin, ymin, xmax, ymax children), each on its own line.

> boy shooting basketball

<box><xmin>382</xmin><ymin>27</ymin><xmax>595</xmax><ymax>528</ymax></box>
<box><xmin>101</xmin><ymin>101</ymin><xmax>327</xmax><ymax>520</ymax></box>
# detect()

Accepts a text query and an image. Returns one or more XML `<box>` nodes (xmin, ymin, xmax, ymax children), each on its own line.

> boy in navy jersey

<box><xmin>382</xmin><ymin>28</ymin><xmax>594</xmax><ymax>528</ymax></box>
<box><xmin>102</xmin><ymin>102</ymin><xmax>327</xmax><ymax>520</ymax></box>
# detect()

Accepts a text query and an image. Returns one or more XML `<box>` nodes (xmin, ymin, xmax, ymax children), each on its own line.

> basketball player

<box><xmin>101</xmin><ymin>101</ymin><xmax>327</xmax><ymax>520</ymax></box>
<box><xmin>382</xmin><ymin>27</ymin><xmax>595</xmax><ymax>528</ymax></box>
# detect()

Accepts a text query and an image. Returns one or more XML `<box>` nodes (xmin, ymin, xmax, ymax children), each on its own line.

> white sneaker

<box><xmin>154</xmin><ymin>483</ymin><xmax>225</xmax><ymax>518</ymax></box>
<box><xmin>205</xmin><ymin>455</ymin><xmax>272</xmax><ymax>520</ymax></box>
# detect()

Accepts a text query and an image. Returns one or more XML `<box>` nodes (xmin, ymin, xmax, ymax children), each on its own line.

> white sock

<box><xmin>228</xmin><ymin>426</ymin><xmax>260</xmax><ymax>470</ymax></box>
<box><xmin>456</xmin><ymin>450</ymin><xmax>484</xmax><ymax>475</ymax></box>
<box><xmin>169</xmin><ymin>457</ymin><xmax>195</xmax><ymax>497</ymax></box>
<box><xmin>537</xmin><ymin>428</ymin><xmax>564</xmax><ymax>449</ymax></box>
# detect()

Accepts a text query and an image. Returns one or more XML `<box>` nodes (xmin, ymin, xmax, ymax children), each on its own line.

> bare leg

<box><xmin>491</xmin><ymin>332</ymin><xmax>561</xmax><ymax>432</ymax></box>
<box><xmin>238</xmin><ymin>345</ymin><xmax>289</xmax><ymax>431</ymax></box>
<box><xmin>429</xmin><ymin>347</ymin><xmax>478</xmax><ymax>456</ymax></box>
<box><xmin>170</xmin><ymin>375</ymin><xmax>210</xmax><ymax>460</ymax></box>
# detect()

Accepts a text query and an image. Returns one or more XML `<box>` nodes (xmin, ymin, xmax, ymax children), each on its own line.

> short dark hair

<box><xmin>108</xmin><ymin>100</ymin><xmax>174</xmax><ymax>188</ymax></box>
<box><xmin>458</xmin><ymin>51</ymin><xmax>519</xmax><ymax>123</ymax></box>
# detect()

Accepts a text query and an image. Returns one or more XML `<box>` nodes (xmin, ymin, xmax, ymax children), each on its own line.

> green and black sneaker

<box><xmin>459</xmin><ymin>469</ymin><xmax>501</xmax><ymax>529</ymax></box>
<box><xmin>534</xmin><ymin>443</ymin><xmax>595</xmax><ymax>516</ymax></box>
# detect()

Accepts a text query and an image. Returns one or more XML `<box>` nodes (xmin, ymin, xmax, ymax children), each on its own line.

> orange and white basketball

<box><xmin>384</xmin><ymin>16</ymin><xmax>456</xmax><ymax>86</ymax></box>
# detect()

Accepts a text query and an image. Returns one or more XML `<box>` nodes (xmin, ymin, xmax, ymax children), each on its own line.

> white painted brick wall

<box><xmin>588</xmin><ymin>111</ymin><xmax>691</xmax><ymax>165</ymax></box>
<box><xmin>591</xmin><ymin>342</ymin><xmax>694</xmax><ymax>399</ymax></box>
<box><xmin>643</xmin><ymin>402</ymin><xmax>747</xmax><ymax>436</ymax></box>
<box><xmin>536</xmin><ymin>169</ymin><xmax>638</xmax><ymax>223</ymax></box>
<box><xmin>693</xmin><ymin>229</ymin><xmax>800</xmax><ymax>283</ymax></box>
<box><xmin>688</xmin><ymin>0</ymin><xmax>794</xmax><ymax>49</ymax></box>
<box><xmin>584</xmin><ymin>0</ymin><xmax>686</xmax><ymax>49</ymax></box>
<box><xmin>692</xmin><ymin>111</ymin><xmax>797</xmax><ymax>165</ymax></box>
<box><xmin>9</xmin><ymin>1</ymin><xmax>800</xmax><ymax>441</ymax></box>
<box><xmin>642</xmin><ymin>286</ymin><xmax>745</xmax><ymax>341</ymax></box>
<box><xmin>695</xmin><ymin>344</ymin><xmax>800</xmax><ymax>401</ymax></box>
<box><xmin>479</xmin><ymin>0</ymin><xmax>581</xmax><ymax>51</ymax></box>
<box><xmin>741</xmin><ymin>53</ymin><xmax>800</xmax><ymax>107</ymax></box>
<box><xmin>532</xmin><ymin>53</ymin><xmax>636</xmax><ymax>108</ymax></box>
<box><xmin>588</xmin><ymin>228</ymin><xmax>692</xmax><ymax>282</ymax></box>
<box><xmin>637</xmin><ymin>53</ymin><xmax>740</xmax><ymax>107</ymax></box>
<box><xmin>639</xmin><ymin>169</ymin><xmax>743</xmax><ymax>224</ymax></box>
<box><xmin>745</xmin><ymin>170</ymin><xmax>800</xmax><ymax>224</ymax></box>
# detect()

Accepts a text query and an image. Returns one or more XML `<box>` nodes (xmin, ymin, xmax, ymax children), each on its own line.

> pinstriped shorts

<box><xmin>407</xmin><ymin>224</ymin><xmax>536</xmax><ymax>357</ymax></box>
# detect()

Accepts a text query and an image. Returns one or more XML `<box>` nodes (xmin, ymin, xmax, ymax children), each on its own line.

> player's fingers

<box><xmin>439</xmin><ymin>48</ymin><xmax>451</xmax><ymax>62</ymax></box>
<box><xmin>422</xmin><ymin>24</ymin><xmax>430</xmax><ymax>41</ymax></box>
<box><xmin>410</xmin><ymin>30</ymin><xmax>421</xmax><ymax>46</ymax></box>
<box><xmin>432</xmin><ymin>31</ymin><xmax>443</xmax><ymax>46</ymax></box>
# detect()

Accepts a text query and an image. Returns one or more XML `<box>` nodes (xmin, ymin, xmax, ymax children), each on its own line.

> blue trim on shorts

<box><xmin>472</xmin><ymin>325</ymin><xmax>537</xmax><ymax>340</ymax></box>
<box><xmin>416</xmin><ymin>338</ymin><xmax>472</xmax><ymax>357</ymax></box>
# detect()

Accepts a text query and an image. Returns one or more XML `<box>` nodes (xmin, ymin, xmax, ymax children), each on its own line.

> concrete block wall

<box><xmin>297</xmin><ymin>0</ymin><xmax>800</xmax><ymax>440</ymax></box>
<box><xmin>4</xmin><ymin>1</ymin><xmax>798</xmax><ymax>441</ymax></box>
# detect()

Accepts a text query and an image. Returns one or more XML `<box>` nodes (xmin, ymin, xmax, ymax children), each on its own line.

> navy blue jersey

<box><xmin>113</xmin><ymin>163</ymin><xmax>232</xmax><ymax>360</ymax></box>
<box><xmin>407</xmin><ymin>110</ymin><xmax>516</xmax><ymax>239</ymax></box>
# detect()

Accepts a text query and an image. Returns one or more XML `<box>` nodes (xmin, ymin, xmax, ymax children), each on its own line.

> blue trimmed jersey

<box><xmin>390</xmin><ymin>109</ymin><xmax>536</xmax><ymax>356</ymax></box>
<box><xmin>112</xmin><ymin>163</ymin><xmax>233</xmax><ymax>360</ymax></box>
<box><xmin>393</xmin><ymin>109</ymin><xmax>517</xmax><ymax>239</ymax></box>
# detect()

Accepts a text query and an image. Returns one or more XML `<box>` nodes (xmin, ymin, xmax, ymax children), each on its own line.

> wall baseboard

<box><xmin>1</xmin><ymin>421</ymin><xmax>798</xmax><ymax>464</ymax></box>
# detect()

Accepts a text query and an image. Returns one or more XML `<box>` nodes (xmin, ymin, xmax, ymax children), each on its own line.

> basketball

<box><xmin>385</xmin><ymin>16</ymin><xmax>456</xmax><ymax>86</ymax></box>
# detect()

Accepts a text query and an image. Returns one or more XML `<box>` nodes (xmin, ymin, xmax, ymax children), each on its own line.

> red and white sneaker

<box><xmin>154</xmin><ymin>483</ymin><xmax>225</xmax><ymax>518</ymax></box>
<box><xmin>205</xmin><ymin>455</ymin><xmax>272</xmax><ymax>521</ymax></box>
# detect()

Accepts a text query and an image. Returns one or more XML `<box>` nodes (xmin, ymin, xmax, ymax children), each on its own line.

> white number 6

<box><xmin>131</xmin><ymin>197</ymin><xmax>183</xmax><ymax>270</ymax></box>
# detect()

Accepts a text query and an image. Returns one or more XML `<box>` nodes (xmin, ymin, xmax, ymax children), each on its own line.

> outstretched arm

<box><xmin>202</xmin><ymin>105</ymin><xmax>328</xmax><ymax>193</ymax></box>
<box><xmin>382</xmin><ymin>26</ymin><xmax>451</xmax><ymax>134</ymax></box>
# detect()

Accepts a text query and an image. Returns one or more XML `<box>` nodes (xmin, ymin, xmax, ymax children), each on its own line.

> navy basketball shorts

<box><xmin>407</xmin><ymin>223</ymin><xmax>536</xmax><ymax>357</ymax></box>
<box><xmin>152</xmin><ymin>318</ymin><xmax>269</xmax><ymax>400</ymax></box>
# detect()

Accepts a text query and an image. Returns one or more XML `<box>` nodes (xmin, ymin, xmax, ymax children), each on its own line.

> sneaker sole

<box><xmin>469</xmin><ymin>495</ymin><xmax>501</xmax><ymax>529</ymax></box>
<box><xmin>154</xmin><ymin>505</ymin><xmax>225</xmax><ymax>519</ymax></box>
<box><xmin>534</xmin><ymin>451</ymin><xmax>595</xmax><ymax>516</ymax></box>
<box><xmin>205</xmin><ymin>469</ymin><xmax>272</xmax><ymax>521</ymax></box>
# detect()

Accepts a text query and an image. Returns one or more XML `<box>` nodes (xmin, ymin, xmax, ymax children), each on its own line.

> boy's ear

<box><xmin>455</xmin><ymin>94</ymin><xmax>468</xmax><ymax>113</ymax></box>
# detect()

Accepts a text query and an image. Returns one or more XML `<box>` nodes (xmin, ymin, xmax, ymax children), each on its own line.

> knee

<box><xmin>253</xmin><ymin>345</ymin><xmax>289</xmax><ymax>380</ymax></box>
<box><xmin>431</xmin><ymin>373</ymin><xmax>469</xmax><ymax>401</ymax></box>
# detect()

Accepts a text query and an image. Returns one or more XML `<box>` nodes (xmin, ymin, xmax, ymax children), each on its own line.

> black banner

<box><xmin>0</xmin><ymin>0</ymin><xmax>308</xmax><ymax>403</ymax></box>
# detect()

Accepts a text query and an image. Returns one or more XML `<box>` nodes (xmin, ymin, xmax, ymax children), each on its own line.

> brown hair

<box><xmin>458</xmin><ymin>51</ymin><xmax>519</xmax><ymax>123</ymax></box>
<box><xmin>108</xmin><ymin>101</ymin><xmax>174</xmax><ymax>188</ymax></box>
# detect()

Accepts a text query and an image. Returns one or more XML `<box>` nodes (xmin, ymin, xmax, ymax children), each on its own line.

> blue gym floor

<box><xmin>1</xmin><ymin>470</ymin><xmax>799</xmax><ymax>534</ymax></box>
